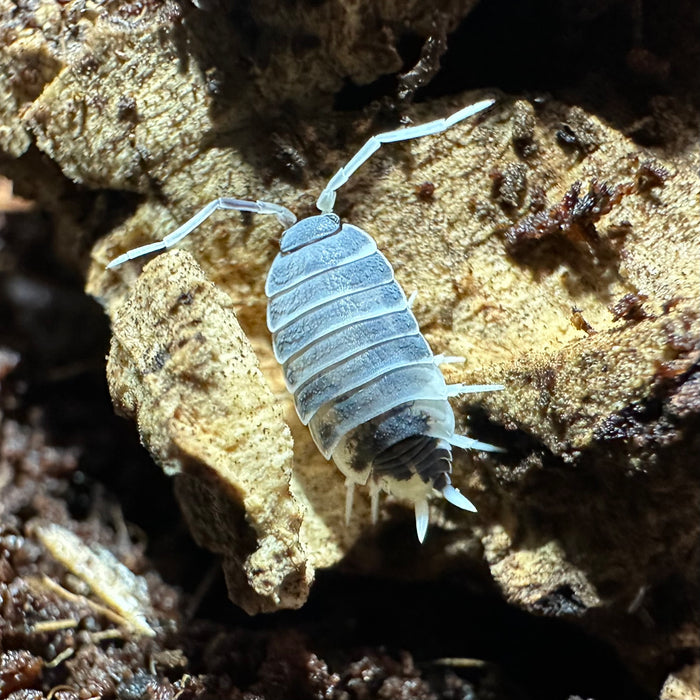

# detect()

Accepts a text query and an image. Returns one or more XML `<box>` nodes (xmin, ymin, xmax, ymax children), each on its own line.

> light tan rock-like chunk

<box><xmin>107</xmin><ymin>249</ymin><xmax>313</xmax><ymax>613</ymax></box>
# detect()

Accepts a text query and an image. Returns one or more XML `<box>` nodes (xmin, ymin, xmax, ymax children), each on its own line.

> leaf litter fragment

<box><xmin>35</xmin><ymin>523</ymin><xmax>156</xmax><ymax>637</ymax></box>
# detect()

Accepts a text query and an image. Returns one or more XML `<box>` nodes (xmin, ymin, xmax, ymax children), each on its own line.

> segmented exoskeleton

<box><xmin>107</xmin><ymin>98</ymin><xmax>503</xmax><ymax>541</ymax></box>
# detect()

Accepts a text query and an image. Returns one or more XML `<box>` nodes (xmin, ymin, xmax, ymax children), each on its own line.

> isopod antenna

<box><xmin>315</xmin><ymin>98</ymin><xmax>495</xmax><ymax>214</ymax></box>
<box><xmin>107</xmin><ymin>198</ymin><xmax>296</xmax><ymax>269</ymax></box>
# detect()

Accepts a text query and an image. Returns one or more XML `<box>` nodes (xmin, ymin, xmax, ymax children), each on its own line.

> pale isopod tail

<box><xmin>414</xmin><ymin>500</ymin><xmax>430</xmax><ymax>543</ymax></box>
<box><xmin>414</xmin><ymin>471</ymin><xmax>484</xmax><ymax>543</ymax></box>
<box><xmin>411</xmin><ymin>476</ymin><xmax>477</xmax><ymax>544</ymax></box>
<box><xmin>442</xmin><ymin>483</ymin><xmax>477</xmax><ymax>512</ymax></box>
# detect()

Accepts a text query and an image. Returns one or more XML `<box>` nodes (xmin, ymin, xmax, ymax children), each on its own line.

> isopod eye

<box><xmin>279</xmin><ymin>214</ymin><xmax>340</xmax><ymax>253</ymax></box>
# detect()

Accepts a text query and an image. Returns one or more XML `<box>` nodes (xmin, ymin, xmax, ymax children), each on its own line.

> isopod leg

<box><xmin>450</xmin><ymin>433</ymin><xmax>505</xmax><ymax>453</ymax></box>
<box><xmin>344</xmin><ymin>480</ymin><xmax>355</xmax><ymax>525</ymax></box>
<box><xmin>433</xmin><ymin>355</ymin><xmax>466</xmax><ymax>366</ymax></box>
<box><xmin>446</xmin><ymin>383</ymin><xmax>504</xmax><ymax>396</ymax></box>
<box><xmin>107</xmin><ymin>197</ymin><xmax>296</xmax><ymax>268</ymax></box>
<box><xmin>316</xmin><ymin>98</ymin><xmax>495</xmax><ymax>213</ymax></box>
<box><xmin>369</xmin><ymin>483</ymin><xmax>381</xmax><ymax>524</ymax></box>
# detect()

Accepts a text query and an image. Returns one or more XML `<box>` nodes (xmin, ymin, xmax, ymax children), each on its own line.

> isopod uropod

<box><xmin>107</xmin><ymin>98</ymin><xmax>504</xmax><ymax>542</ymax></box>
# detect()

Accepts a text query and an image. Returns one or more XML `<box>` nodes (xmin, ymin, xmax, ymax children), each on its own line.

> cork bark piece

<box><xmin>1</xmin><ymin>0</ymin><xmax>699</xmax><ymax>690</ymax></box>
<box><xmin>107</xmin><ymin>249</ymin><xmax>314</xmax><ymax>613</ymax></box>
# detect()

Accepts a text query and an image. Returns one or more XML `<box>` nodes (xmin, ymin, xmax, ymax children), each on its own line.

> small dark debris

<box><xmin>532</xmin><ymin>585</ymin><xmax>588</xmax><ymax>617</ymax></box>
<box><xmin>414</xmin><ymin>181</ymin><xmax>435</xmax><ymax>201</ymax></box>
<box><xmin>531</xmin><ymin>366</ymin><xmax>558</xmax><ymax>410</ymax></box>
<box><xmin>269</xmin><ymin>132</ymin><xmax>308</xmax><ymax>184</ymax></box>
<box><xmin>247</xmin><ymin>631</ymin><xmax>340</xmax><ymax>700</ymax></box>
<box><xmin>342</xmin><ymin>651</ymin><xmax>431</xmax><ymax>700</ymax></box>
<box><xmin>116</xmin><ymin>95</ymin><xmax>138</xmax><ymax>123</ymax></box>
<box><xmin>505</xmin><ymin>179</ymin><xmax>634</xmax><ymax>254</ymax></box>
<box><xmin>666</xmin><ymin>374</ymin><xmax>700</xmax><ymax>419</ymax></box>
<box><xmin>662</xmin><ymin>298</ymin><xmax>682</xmax><ymax>315</ymax></box>
<box><xmin>556</xmin><ymin>126</ymin><xmax>580</xmax><ymax>149</ymax></box>
<box><xmin>511</xmin><ymin>100</ymin><xmax>537</xmax><ymax>158</ymax></box>
<box><xmin>572</xmin><ymin>180</ymin><xmax>632</xmax><ymax>222</ymax></box>
<box><xmin>117</xmin><ymin>2</ymin><xmax>146</xmax><ymax>19</ymax></box>
<box><xmin>490</xmin><ymin>162</ymin><xmax>527</xmax><ymax>211</ymax></box>
<box><xmin>635</xmin><ymin>160</ymin><xmax>670</xmax><ymax>194</ymax></box>
<box><xmin>0</xmin><ymin>650</ymin><xmax>44</xmax><ymax>696</ymax></box>
<box><xmin>532</xmin><ymin>366</ymin><xmax>557</xmax><ymax>395</ymax></box>
<box><xmin>556</xmin><ymin>107</ymin><xmax>602</xmax><ymax>159</ymax></box>
<box><xmin>76</xmin><ymin>54</ymin><xmax>100</xmax><ymax>76</ymax></box>
<box><xmin>398</xmin><ymin>27</ymin><xmax>448</xmax><ymax>102</ymax></box>
<box><xmin>170</xmin><ymin>285</ymin><xmax>204</xmax><ymax>313</ymax></box>
<box><xmin>571</xmin><ymin>307</ymin><xmax>596</xmax><ymax>334</ymax></box>
<box><xmin>606</xmin><ymin>221</ymin><xmax>633</xmax><ymax>240</ymax></box>
<box><xmin>609</xmin><ymin>293</ymin><xmax>651</xmax><ymax>322</ymax></box>
<box><xmin>204</xmin><ymin>67</ymin><xmax>225</xmax><ymax>97</ymax></box>
<box><xmin>304</xmin><ymin>652</ymin><xmax>341</xmax><ymax>700</ymax></box>
<box><xmin>594</xmin><ymin>400</ymin><xmax>663</xmax><ymax>441</ymax></box>
<box><xmin>148</xmin><ymin>347</ymin><xmax>170</xmax><ymax>372</ymax></box>
<box><xmin>116</xmin><ymin>670</ymin><xmax>177</xmax><ymax>700</ymax></box>
<box><xmin>527</xmin><ymin>184</ymin><xmax>548</xmax><ymax>213</ymax></box>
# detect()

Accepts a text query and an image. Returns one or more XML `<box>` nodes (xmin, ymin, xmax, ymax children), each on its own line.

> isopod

<box><xmin>107</xmin><ymin>98</ymin><xmax>504</xmax><ymax>542</ymax></box>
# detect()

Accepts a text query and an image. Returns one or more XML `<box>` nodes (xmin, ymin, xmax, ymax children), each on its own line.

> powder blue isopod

<box><xmin>108</xmin><ymin>98</ymin><xmax>504</xmax><ymax>542</ymax></box>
